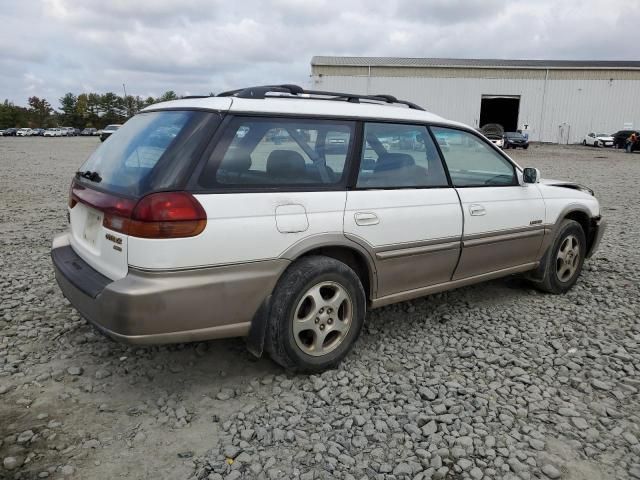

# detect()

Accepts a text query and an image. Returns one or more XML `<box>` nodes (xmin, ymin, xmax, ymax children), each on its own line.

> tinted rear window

<box><xmin>79</xmin><ymin>111</ymin><xmax>199</xmax><ymax>196</ymax></box>
<box><xmin>198</xmin><ymin>116</ymin><xmax>355</xmax><ymax>189</ymax></box>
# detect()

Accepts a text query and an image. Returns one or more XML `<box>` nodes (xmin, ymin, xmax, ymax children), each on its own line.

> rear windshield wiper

<box><xmin>75</xmin><ymin>170</ymin><xmax>102</xmax><ymax>183</ymax></box>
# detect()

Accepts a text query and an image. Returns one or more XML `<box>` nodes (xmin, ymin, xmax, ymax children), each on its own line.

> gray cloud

<box><xmin>0</xmin><ymin>0</ymin><xmax>637</xmax><ymax>108</ymax></box>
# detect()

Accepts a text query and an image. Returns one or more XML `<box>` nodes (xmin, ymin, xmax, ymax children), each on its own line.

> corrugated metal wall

<box><xmin>311</xmin><ymin>67</ymin><xmax>640</xmax><ymax>143</ymax></box>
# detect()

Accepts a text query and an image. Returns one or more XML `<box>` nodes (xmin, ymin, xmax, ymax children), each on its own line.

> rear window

<box><xmin>198</xmin><ymin>117</ymin><xmax>355</xmax><ymax>188</ymax></box>
<box><xmin>79</xmin><ymin>111</ymin><xmax>198</xmax><ymax>196</ymax></box>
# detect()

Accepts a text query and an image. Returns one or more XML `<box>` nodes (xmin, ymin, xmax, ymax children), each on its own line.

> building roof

<box><xmin>311</xmin><ymin>56</ymin><xmax>640</xmax><ymax>70</ymax></box>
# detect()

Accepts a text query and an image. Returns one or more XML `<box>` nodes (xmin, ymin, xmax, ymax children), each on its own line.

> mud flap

<box><xmin>246</xmin><ymin>295</ymin><xmax>272</xmax><ymax>358</ymax></box>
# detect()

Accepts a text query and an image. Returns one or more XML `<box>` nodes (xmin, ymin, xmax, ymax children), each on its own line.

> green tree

<box><xmin>158</xmin><ymin>90</ymin><xmax>178</xmax><ymax>102</ymax></box>
<box><xmin>59</xmin><ymin>92</ymin><xmax>77</xmax><ymax>126</ymax></box>
<box><xmin>27</xmin><ymin>96</ymin><xmax>53</xmax><ymax>127</ymax></box>
<box><xmin>100</xmin><ymin>92</ymin><xmax>126</xmax><ymax>125</ymax></box>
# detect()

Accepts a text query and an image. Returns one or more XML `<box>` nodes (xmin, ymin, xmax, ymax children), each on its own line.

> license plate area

<box><xmin>83</xmin><ymin>208</ymin><xmax>104</xmax><ymax>248</ymax></box>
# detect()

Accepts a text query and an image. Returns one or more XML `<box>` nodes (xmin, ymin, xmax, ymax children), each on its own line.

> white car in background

<box><xmin>17</xmin><ymin>128</ymin><xmax>33</xmax><ymax>136</ymax></box>
<box><xmin>583</xmin><ymin>132</ymin><xmax>613</xmax><ymax>147</ymax></box>
<box><xmin>44</xmin><ymin>128</ymin><xmax>63</xmax><ymax>137</ymax></box>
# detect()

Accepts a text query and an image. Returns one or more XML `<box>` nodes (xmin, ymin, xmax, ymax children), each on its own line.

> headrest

<box><xmin>374</xmin><ymin>153</ymin><xmax>416</xmax><ymax>172</ymax></box>
<box><xmin>266</xmin><ymin>150</ymin><xmax>307</xmax><ymax>178</ymax></box>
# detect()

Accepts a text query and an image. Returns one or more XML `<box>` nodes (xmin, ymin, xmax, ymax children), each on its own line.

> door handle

<box><xmin>469</xmin><ymin>204</ymin><xmax>486</xmax><ymax>216</ymax></box>
<box><xmin>354</xmin><ymin>212</ymin><xmax>379</xmax><ymax>226</ymax></box>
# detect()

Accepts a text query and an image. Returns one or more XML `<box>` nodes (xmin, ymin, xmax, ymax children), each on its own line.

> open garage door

<box><xmin>480</xmin><ymin>95</ymin><xmax>520</xmax><ymax>132</ymax></box>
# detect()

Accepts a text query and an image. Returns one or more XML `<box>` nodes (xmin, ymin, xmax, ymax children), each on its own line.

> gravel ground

<box><xmin>1</xmin><ymin>137</ymin><xmax>639</xmax><ymax>480</ymax></box>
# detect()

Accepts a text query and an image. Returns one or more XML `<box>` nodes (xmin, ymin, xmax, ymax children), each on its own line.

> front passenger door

<box><xmin>431</xmin><ymin>127</ymin><xmax>545</xmax><ymax>280</ymax></box>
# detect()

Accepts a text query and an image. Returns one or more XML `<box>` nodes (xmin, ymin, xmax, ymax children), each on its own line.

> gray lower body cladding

<box><xmin>51</xmin><ymin>233</ymin><xmax>288</xmax><ymax>344</ymax></box>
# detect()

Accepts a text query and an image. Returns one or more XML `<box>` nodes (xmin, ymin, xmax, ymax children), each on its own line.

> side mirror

<box><xmin>523</xmin><ymin>167</ymin><xmax>540</xmax><ymax>184</ymax></box>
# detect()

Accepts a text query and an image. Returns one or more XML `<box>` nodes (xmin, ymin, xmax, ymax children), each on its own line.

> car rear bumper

<box><xmin>586</xmin><ymin>216</ymin><xmax>606</xmax><ymax>258</ymax></box>
<box><xmin>51</xmin><ymin>232</ymin><xmax>288</xmax><ymax>344</ymax></box>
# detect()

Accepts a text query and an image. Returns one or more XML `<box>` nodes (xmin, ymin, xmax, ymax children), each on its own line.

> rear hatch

<box><xmin>68</xmin><ymin>108</ymin><xmax>225</xmax><ymax>280</ymax></box>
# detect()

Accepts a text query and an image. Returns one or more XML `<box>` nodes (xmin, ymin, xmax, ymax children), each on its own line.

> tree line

<box><xmin>0</xmin><ymin>90</ymin><xmax>183</xmax><ymax>130</ymax></box>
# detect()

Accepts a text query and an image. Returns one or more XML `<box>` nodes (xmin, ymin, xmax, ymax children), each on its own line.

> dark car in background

<box><xmin>81</xmin><ymin>128</ymin><xmax>97</xmax><ymax>136</ymax></box>
<box><xmin>100</xmin><ymin>124</ymin><xmax>121</xmax><ymax>142</ymax></box>
<box><xmin>612</xmin><ymin>130</ymin><xmax>640</xmax><ymax>149</ymax></box>
<box><xmin>2</xmin><ymin>128</ymin><xmax>18</xmax><ymax>136</ymax></box>
<box><xmin>503</xmin><ymin>131</ymin><xmax>529</xmax><ymax>149</ymax></box>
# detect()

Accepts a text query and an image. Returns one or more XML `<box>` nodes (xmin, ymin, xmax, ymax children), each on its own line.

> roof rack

<box><xmin>216</xmin><ymin>84</ymin><xmax>425</xmax><ymax>111</ymax></box>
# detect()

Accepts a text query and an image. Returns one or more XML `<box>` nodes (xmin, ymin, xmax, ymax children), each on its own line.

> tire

<box><xmin>265</xmin><ymin>255</ymin><xmax>366</xmax><ymax>372</ymax></box>
<box><xmin>582</xmin><ymin>140</ymin><xmax>587</xmax><ymax>146</ymax></box>
<box><xmin>523</xmin><ymin>145</ymin><xmax>529</xmax><ymax>150</ymax></box>
<box><xmin>533</xmin><ymin>219</ymin><xmax>586</xmax><ymax>294</ymax></box>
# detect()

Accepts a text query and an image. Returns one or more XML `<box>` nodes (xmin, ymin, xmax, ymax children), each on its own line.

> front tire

<box><xmin>265</xmin><ymin>256</ymin><xmax>366</xmax><ymax>372</ymax></box>
<box><xmin>534</xmin><ymin>220</ymin><xmax>586</xmax><ymax>294</ymax></box>
<box><xmin>582</xmin><ymin>140</ymin><xmax>587</xmax><ymax>146</ymax></box>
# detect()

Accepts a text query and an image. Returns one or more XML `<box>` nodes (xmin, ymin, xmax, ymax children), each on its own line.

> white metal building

<box><xmin>310</xmin><ymin>56</ymin><xmax>640</xmax><ymax>144</ymax></box>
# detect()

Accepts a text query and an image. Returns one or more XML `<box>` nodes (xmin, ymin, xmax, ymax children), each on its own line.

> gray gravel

<box><xmin>1</xmin><ymin>137</ymin><xmax>639</xmax><ymax>479</ymax></box>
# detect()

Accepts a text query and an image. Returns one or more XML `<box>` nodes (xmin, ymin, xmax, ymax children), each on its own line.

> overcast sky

<box><xmin>1</xmin><ymin>0</ymin><xmax>638</xmax><ymax>108</ymax></box>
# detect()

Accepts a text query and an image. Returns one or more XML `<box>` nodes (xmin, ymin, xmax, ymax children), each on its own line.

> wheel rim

<box><xmin>292</xmin><ymin>281</ymin><xmax>353</xmax><ymax>357</ymax></box>
<box><xmin>556</xmin><ymin>234</ymin><xmax>580</xmax><ymax>282</ymax></box>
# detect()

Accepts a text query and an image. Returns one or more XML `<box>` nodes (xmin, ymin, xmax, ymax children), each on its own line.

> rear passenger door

<box><xmin>343</xmin><ymin>122</ymin><xmax>463</xmax><ymax>299</ymax></box>
<box><xmin>185</xmin><ymin>116</ymin><xmax>355</xmax><ymax>268</ymax></box>
<box><xmin>431</xmin><ymin>127</ymin><xmax>545</xmax><ymax>280</ymax></box>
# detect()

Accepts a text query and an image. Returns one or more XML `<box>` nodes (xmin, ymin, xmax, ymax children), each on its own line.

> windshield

<box><xmin>79</xmin><ymin>111</ymin><xmax>194</xmax><ymax>196</ymax></box>
<box><xmin>596</xmin><ymin>133</ymin><xmax>608</xmax><ymax>137</ymax></box>
<box><xmin>505</xmin><ymin>132</ymin><xmax>525</xmax><ymax>139</ymax></box>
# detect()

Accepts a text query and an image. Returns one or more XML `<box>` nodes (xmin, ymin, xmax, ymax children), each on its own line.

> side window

<box><xmin>199</xmin><ymin>117</ymin><xmax>354</xmax><ymax>187</ymax></box>
<box><xmin>357</xmin><ymin>123</ymin><xmax>449</xmax><ymax>188</ymax></box>
<box><xmin>431</xmin><ymin>127</ymin><xmax>517</xmax><ymax>187</ymax></box>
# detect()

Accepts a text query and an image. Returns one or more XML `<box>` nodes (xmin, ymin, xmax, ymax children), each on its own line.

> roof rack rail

<box><xmin>216</xmin><ymin>84</ymin><xmax>425</xmax><ymax>110</ymax></box>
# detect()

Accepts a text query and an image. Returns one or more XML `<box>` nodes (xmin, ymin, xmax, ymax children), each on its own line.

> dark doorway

<box><xmin>480</xmin><ymin>96</ymin><xmax>520</xmax><ymax>132</ymax></box>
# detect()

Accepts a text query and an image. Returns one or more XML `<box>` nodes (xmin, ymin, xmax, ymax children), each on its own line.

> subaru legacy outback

<box><xmin>52</xmin><ymin>85</ymin><xmax>605</xmax><ymax>372</ymax></box>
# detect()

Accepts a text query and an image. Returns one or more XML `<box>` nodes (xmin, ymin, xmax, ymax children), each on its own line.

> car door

<box><xmin>431</xmin><ymin>126</ymin><xmax>545</xmax><ymax>280</ymax></box>
<box><xmin>343</xmin><ymin>122</ymin><xmax>463</xmax><ymax>298</ymax></box>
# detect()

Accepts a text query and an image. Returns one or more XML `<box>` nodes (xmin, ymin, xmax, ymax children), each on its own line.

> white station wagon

<box><xmin>52</xmin><ymin>85</ymin><xmax>605</xmax><ymax>372</ymax></box>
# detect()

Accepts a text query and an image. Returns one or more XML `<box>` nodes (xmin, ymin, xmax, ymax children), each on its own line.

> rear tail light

<box><xmin>70</xmin><ymin>181</ymin><xmax>206</xmax><ymax>239</ymax></box>
<box><xmin>126</xmin><ymin>192</ymin><xmax>207</xmax><ymax>239</ymax></box>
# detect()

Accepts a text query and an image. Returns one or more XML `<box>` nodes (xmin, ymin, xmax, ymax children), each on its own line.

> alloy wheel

<box><xmin>556</xmin><ymin>234</ymin><xmax>580</xmax><ymax>282</ymax></box>
<box><xmin>292</xmin><ymin>281</ymin><xmax>353</xmax><ymax>357</ymax></box>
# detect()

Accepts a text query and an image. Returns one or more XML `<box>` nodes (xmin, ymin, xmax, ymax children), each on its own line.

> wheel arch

<box><xmin>279</xmin><ymin>235</ymin><xmax>378</xmax><ymax>301</ymax></box>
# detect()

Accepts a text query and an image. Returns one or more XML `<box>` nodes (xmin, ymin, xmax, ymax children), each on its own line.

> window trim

<box><xmin>350</xmin><ymin>121</ymin><xmax>452</xmax><ymax>191</ymax></box>
<box><xmin>428</xmin><ymin>125</ymin><xmax>520</xmax><ymax>188</ymax></box>
<box><xmin>186</xmin><ymin>114</ymin><xmax>358</xmax><ymax>193</ymax></box>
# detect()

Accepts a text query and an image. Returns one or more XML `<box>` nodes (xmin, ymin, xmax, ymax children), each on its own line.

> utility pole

<box><xmin>122</xmin><ymin>83</ymin><xmax>129</xmax><ymax>117</ymax></box>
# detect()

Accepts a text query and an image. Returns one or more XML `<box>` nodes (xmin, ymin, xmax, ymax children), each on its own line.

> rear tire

<box><xmin>523</xmin><ymin>145</ymin><xmax>529</xmax><ymax>150</ymax></box>
<box><xmin>533</xmin><ymin>219</ymin><xmax>586</xmax><ymax>294</ymax></box>
<box><xmin>265</xmin><ymin>256</ymin><xmax>366</xmax><ymax>372</ymax></box>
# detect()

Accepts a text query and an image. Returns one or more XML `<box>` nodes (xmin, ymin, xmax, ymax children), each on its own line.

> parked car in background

<box><xmin>81</xmin><ymin>128</ymin><xmax>97</xmax><ymax>136</ymax></box>
<box><xmin>583</xmin><ymin>132</ymin><xmax>613</xmax><ymax>147</ymax></box>
<box><xmin>51</xmin><ymin>84</ymin><xmax>605</xmax><ymax>372</ymax></box>
<box><xmin>0</xmin><ymin>130</ymin><xmax>5</xmax><ymax>136</ymax></box>
<box><xmin>17</xmin><ymin>128</ymin><xmax>34</xmax><ymax>136</ymax></box>
<box><xmin>612</xmin><ymin>130</ymin><xmax>640</xmax><ymax>149</ymax></box>
<box><xmin>503</xmin><ymin>131</ymin><xmax>529</xmax><ymax>149</ymax></box>
<box><xmin>32</xmin><ymin>128</ymin><xmax>45</xmax><ymax>136</ymax></box>
<box><xmin>2</xmin><ymin>128</ymin><xmax>17</xmax><ymax>136</ymax></box>
<box><xmin>480</xmin><ymin>123</ymin><xmax>505</xmax><ymax>149</ymax></box>
<box><xmin>99</xmin><ymin>124</ymin><xmax>121</xmax><ymax>142</ymax></box>
<box><xmin>44</xmin><ymin>128</ymin><xmax>63</xmax><ymax>137</ymax></box>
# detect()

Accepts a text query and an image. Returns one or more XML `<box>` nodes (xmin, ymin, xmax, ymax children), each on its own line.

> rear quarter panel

<box><xmin>127</xmin><ymin>191</ymin><xmax>347</xmax><ymax>270</ymax></box>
